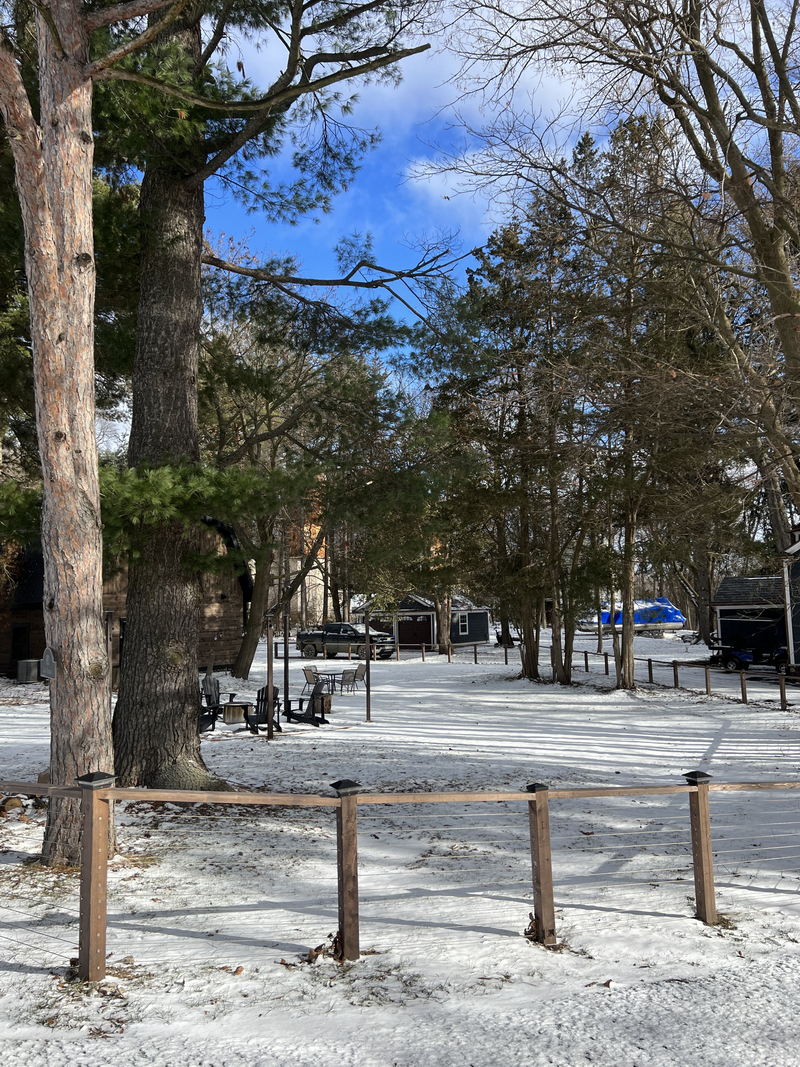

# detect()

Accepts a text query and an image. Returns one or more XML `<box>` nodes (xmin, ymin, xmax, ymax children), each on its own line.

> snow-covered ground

<box><xmin>1</xmin><ymin>635</ymin><xmax>799</xmax><ymax>1066</ymax></box>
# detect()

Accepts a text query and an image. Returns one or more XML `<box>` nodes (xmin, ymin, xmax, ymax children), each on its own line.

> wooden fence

<box><xmin>3</xmin><ymin>772</ymin><xmax>799</xmax><ymax>981</ymax></box>
<box><xmin>567</xmin><ymin>648</ymin><xmax>793</xmax><ymax>709</ymax></box>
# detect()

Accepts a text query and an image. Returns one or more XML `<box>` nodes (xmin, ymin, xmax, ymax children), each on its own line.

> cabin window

<box><xmin>458</xmin><ymin>613</ymin><xmax>468</xmax><ymax>635</ymax></box>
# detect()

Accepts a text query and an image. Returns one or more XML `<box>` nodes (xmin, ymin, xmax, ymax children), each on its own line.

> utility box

<box><xmin>17</xmin><ymin>659</ymin><xmax>40</xmax><ymax>683</ymax></box>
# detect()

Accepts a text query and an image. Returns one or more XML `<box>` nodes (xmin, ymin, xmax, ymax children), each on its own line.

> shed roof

<box><xmin>713</xmin><ymin>576</ymin><xmax>784</xmax><ymax>607</ymax></box>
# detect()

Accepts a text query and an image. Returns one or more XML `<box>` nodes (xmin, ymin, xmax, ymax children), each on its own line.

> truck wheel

<box><xmin>723</xmin><ymin>656</ymin><xmax>744</xmax><ymax>673</ymax></box>
<box><xmin>301</xmin><ymin>643</ymin><xmax>318</xmax><ymax>658</ymax></box>
<box><xmin>356</xmin><ymin>644</ymin><xmax>367</xmax><ymax>658</ymax></box>
<box><xmin>324</xmin><ymin>648</ymin><xmax>338</xmax><ymax>659</ymax></box>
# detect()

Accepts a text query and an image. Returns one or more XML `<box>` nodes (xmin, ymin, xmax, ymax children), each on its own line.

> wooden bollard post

<box><xmin>447</xmin><ymin>644</ymin><xmax>452</xmax><ymax>663</ymax></box>
<box><xmin>504</xmin><ymin>645</ymin><xmax>509</xmax><ymax>666</ymax></box>
<box><xmin>331</xmin><ymin>780</ymin><xmax>361</xmax><ymax>960</ymax></box>
<box><xmin>684</xmin><ymin>770</ymin><xmax>717</xmax><ymax>925</ymax></box>
<box><xmin>740</xmin><ymin>671</ymin><xmax>748</xmax><ymax>704</ymax></box>
<box><xmin>647</xmin><ymin>658</ymin><xmax>653</xmax><ymax>683</ymax></box>
<box><xmin>474</xmin><ymin>643</ymin><xmax>478</xmax><ymax>664</ymax></box>
<box><xmin>604</xmin><ymin>652</ymin><xmax>609</xmax><ymax>676</ymax></box>
<box><xmin>704</xmin><ymin>665</ymin><xmax>712</xmax><ymax>696</ymax></box>
<box><xmin>584</xmin><ymin>651</ymin><xmax>589</xmax><ymax>673</ymax></box>
<box><xmin>779</xmin><ymin>674</ymin><xmax>787</xmax><ymax>711</ymax></box>
<box><xmin>526</xmin><ymin>783</ymin><xmax>557</xmax><ymax>947</ymax></box>
<box><xmin>672</xmin><ymin>661</ymin><xmax>680</xmax><ymax>688</ymax></box>
<box><xmin>421</xmin><ymin>644</ymin><xmax>425</xmax><ymax>661</ymax></box>
<box><xmin>78</xmin><ymin>771</ymin><xmax>115</xmax><ymax>982</ymax></box>
<box><xmin>396</xmin><ymin>642</ymin><xmax>400</xmax><ymax>661</ymax></box>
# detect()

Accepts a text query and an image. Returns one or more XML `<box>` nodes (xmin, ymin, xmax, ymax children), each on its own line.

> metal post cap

<box><xmin>331</xmin><ymin>779</ymin><xmax>361</xmax><ymax>796</ymax></box>
<box><xmin>526</xmin><ymin>783</ymin><xmax>549</xmax><ymax>793</ymax></box>
<box><xmin>76</xmin><ymin>771</ymin><xmax>116</xmax><ymax>789</ymax></box>
<box><xmin>684</xmin><ymin>770</ymin><xmax>713</xmax><ymax>784</ymax></box>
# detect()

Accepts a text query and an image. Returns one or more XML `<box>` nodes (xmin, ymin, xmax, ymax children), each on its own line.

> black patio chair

<box><xmin>285</xmin><ymin>679</ymin><xmax>329</xmax><ymax>726</ymax></box>
<box><xmin>198</xmin><ymin>675</ymin><xmax>224</xmax><ymax>733</ymax></box>
<box><xmin>243</xmin><ymin>684</ymin><xmax>283</xmax><ymax>735</ymax></box>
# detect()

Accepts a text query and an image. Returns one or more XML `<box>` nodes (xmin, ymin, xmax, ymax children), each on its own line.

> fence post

<box><xmin>77</xmin><ymin>771</ymin><xmax>115</xmax><ymax>982</ymax></box>
<box><xmin>474</xmin><ymin>644</ymin><xmax>478</xmax><ymax>664</ymax></box>
<box><xmin>504</xmin><ymin>645</ymin><xmax>509</xmax><ymax>666</ymax></box>
<box><xmin>684</xmin><ymin>770</ymin><xmax>717</xmax><ymax>925</ymax></box>
<box><xmin>364</xmin><ymin>612</ymin><xmax>372</xmax><ymax>723</ymax></box>
<box><xmin>779</xmin><ymin>674</ymin><xmax>787</xmax><ymax>711</ymax></box>
<box><xmin>421</xmin><ymin>644</ymin><xmax>425</xmax><ymax>661</ymax></box>
<box><xmin>740</xmin><ymin>671</ymin><xmax>748</xmax><ymax>704</ymax></box>
<box><xmin>331</xmin><ymin>780</ymin><xmax>361</xmax><ymax>961</ymax></box>
<box><xmin>604</xmin><ymin>652</ymin><xmax>609</xmax><ymax>676</ymax></box>
<box><xmin>672</xmin><ymin>661</ymin><xmax>680</xmax><ymax>688</ymax></box>
<box><xmin>647</xmin><ymin>658</ymin><xmax>653</xmax><ymax>683</ymax></box>
<box><xmin>704</xmin><ymin>666</ymin><xmax>712</xmax><ymax>697</ymax></box>
<box><xmin>526</xmin><ymin>783</ymin><xmax>557</xmax><ymax>947</ymax></box>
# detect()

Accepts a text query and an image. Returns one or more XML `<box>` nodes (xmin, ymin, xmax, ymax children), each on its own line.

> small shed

<box><xmin>712</xmin><ymin>576</ymin><xmax>786</xmax><ymax>652</ymax></box>
<box><xmin>357</xmin><ymin>594</ymin><xmax>491</xmax><ymax>649</ymax></box>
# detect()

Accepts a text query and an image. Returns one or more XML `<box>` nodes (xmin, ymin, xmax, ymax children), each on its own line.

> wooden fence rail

<box><xmin>2</xmin><ymin>773</ymin><xmax>799</xmax><ymax>980</ymax></box>
<box><xmin>567</xmin><ymin>648</ymin><xmax>792</xmax><ymax>710</ymax></box>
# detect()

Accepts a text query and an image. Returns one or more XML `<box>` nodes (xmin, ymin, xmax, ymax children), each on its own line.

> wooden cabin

<box><xmin>0</xmin><ymin>529</ymin><xmax>250</xmax><ymax>681</ymax></box>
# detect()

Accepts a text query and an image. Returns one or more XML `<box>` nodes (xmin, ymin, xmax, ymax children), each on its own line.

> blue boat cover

<box><xmin>579</xmin><ymin>598</ymin><xmax>687</xmax><ymax>631</ymax></box>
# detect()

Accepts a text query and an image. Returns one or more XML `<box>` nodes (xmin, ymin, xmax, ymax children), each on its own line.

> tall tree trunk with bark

<box><xmin>433</xmin><ymin>590</ymin><xmax>452</xmax><ymax>656</ymax></box>
<box><xmin>232</xmin><ymin>537</ymin><xmax>274</xmax><ymax>680</ymax></box>
<box><xmin>519</xmin><ymin>605</ymin><xmax>541</xmax><ymax>680</ymax></box>
<box><xmin>0</xmin><ymin>3</ymin><xmax>113</xmax><ymax>864</ymax></box>
<box><xmin>112</xmin><ymin>151</ymin><xmax>217</xmax><ymax>788</ymax></box>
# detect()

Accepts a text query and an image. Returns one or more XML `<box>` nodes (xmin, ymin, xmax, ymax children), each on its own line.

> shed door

<box><xmin>397</xmin><ymin>615</ymin><xmax>433</xmax><ymax>646</ymax></box>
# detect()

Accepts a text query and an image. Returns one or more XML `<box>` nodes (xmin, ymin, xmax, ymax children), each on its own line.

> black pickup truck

<box><xmin>296</xmin><ymin>622</ymin><xmax>396</xmax><ymax>659</ymax></box>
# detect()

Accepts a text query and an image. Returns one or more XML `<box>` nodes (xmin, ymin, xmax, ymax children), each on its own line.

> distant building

<box><xmin>712</xmin><ymin>543</ymin><xmax>800</xmax><ymax>669</ymax></box>
<box><xmin>355</xmin><ymin>594</ymin><xmax>492</xmax><ymax>648</ymax></box>
<box><xmin>0</xmin><ymin>528</ymin><xmax>251</xmax><ymax>681</ymax></box>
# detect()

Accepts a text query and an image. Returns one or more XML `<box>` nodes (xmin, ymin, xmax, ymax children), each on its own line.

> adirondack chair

<box><xmin>243</xmin><ymin>685</ymin><xmax>283</xmax><ymax>735</ymax></box>
<box><xmin>198</xmin><ymin>675</ymin><xmax>224</xmax><ymax>733</ymax></box>
<box><xmin>284</xmin><ymin>679</ymin><xmax>329</xmax><ymax>726</ymax></box>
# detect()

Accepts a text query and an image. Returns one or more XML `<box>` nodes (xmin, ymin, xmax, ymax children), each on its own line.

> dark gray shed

<box><xmin>712</xmin><ymin>576</ymin><xmax>786</xmax><ymax>653</ymax></box>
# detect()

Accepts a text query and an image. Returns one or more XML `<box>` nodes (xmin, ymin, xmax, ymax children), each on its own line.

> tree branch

<box><xmin>86</xmin><ymin>0</ymin><xmax>194</xmax><ymax>76</ymax></box>
<box><xmin>85</xmin><ymin>0</ymin><xmax>179</xmax><ymax>32</ymax></box>
<box><xmin>189</xmin><ymin>42</ymin><xmax>430</xmax><ymax>185</ymax></box>
<box><xmin>94</xmin><ymin>42</ymin><xmax>429</xmax><ymax>130</ymax></box>
<box><xmin>202</xmin><ymin>246</ymin><xmax>457</xmax><ymax>290</ymax></box>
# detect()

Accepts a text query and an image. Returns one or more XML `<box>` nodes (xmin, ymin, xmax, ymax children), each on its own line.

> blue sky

<box><xmin>201</xmin><ymin>43</ymin><xmax>496</xmax><ymax>316</ymax></box>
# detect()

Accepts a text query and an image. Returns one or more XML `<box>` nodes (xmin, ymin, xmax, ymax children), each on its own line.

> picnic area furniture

<box><xmin>198</xmin><ymin>675</ymin><xmax>223</xmax><ymax>732</ymax></box>
<box><xmin>315</xmin><ymin>669</ymin><xmax>342</xmax><ymax>692</ymax></box>
<box><xmin>338</xmin><ymin>667</ymin><xmax>358</xmax><ymax>693</ymax></box>
<box><xmin>199</xmin><ymin>675</ymin><xmax>254</xmax><ymax>732</ymax></box>
<box><xmin>301</xmin><ymin>665</ymin><xmax>320</xmax><ymax>694</ymax></box>
<box><xmin>243</xmin><ymin>684</ymin><xmax>282</xmax><ymax>735</ymax></box>
<box><xmin>284</xmin><ymin>679</ymin><xmax>330</xmax><ymax>726</ymax></box>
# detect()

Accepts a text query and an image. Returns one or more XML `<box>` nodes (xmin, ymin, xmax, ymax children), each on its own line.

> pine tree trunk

<box><xmin>112</xmin><ymin>157</ymin><xmax>221</xmax><ymax>789</ymax></box>
<box><xmin>1</xmin><ymin>4</ymin><xmax>113</xmax><ymax>864</ymax></box>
